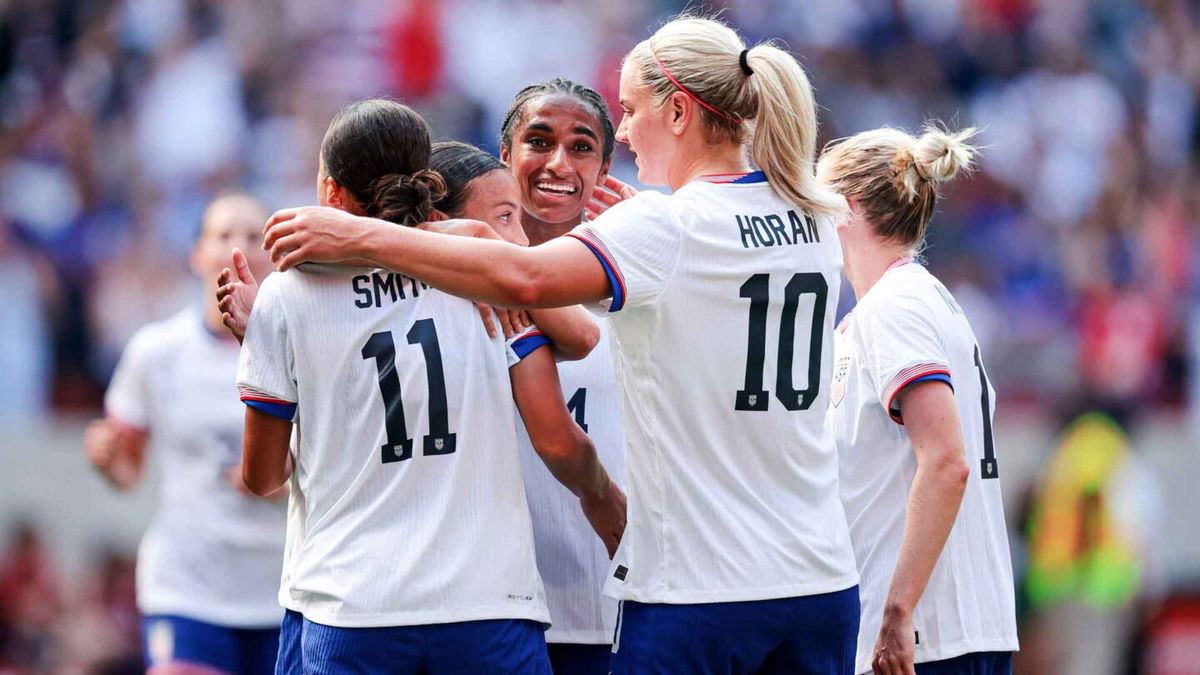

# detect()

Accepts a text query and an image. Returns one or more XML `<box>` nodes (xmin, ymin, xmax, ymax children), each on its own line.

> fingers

<box><xmin>604</xmin><ymin>175</ymin><xmax>638</xmax><ymax>199</ymax></box>
<box><xmin>263</xmin><ymin>207</ymin><xmax>303</xmax><ymax>239</ymax></box>
<box><xmin>475</xmin><ymin>303</ymin><xmax>497</xmax><ymax>339</ymax></box>
<box><xmin>498</xmin><ymin>309</ymin><xmax>518</xmax><ymax>339</ymax></box>
<box><xmin>218</xmin><ymin>267</ymin><xmax>233</xmax><ymax>288</ymax></box>
<box><xmin>263</xmin><ymin>217</ymin><xmax>300</xmax><ymax>252</ymax></box>
<box><xmin>217</xmin><ymin>282</ymin><xmax>236</xmax><ymax>305</ymax></box>
<box><xmin>232</xmin><ymin>248</ymin><xmax>257</xmax><ymax>284</ymax></box>
<box><xmin>269</xmin><ymin>234</ymin><xmax>304</xmax><ymax>268</ymax></box>
<box><xmin>516</xmin><ymin>311</ymin><xmax>532</xmax><ymax>330</ymax></box>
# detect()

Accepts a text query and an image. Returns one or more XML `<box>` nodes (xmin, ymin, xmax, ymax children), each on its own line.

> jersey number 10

<box><xmin>735</xmin><ymin>273</ymin><xmax>828</xmax><ymax>412</ymax></box>
<box><xmin>362</xmin><ymin>319</ymin><xmax>457</xmax><ymax>464</ymax></box>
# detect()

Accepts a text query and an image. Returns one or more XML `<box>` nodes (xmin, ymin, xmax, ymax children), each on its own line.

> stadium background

<box><xmin>0</xmin><ymin>0</ymin><xmax>1197</xmax><ymax>672</ymax></box>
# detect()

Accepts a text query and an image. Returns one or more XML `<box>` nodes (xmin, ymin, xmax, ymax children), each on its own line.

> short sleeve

<box><xmin>565</xmin><ymin>190</ymin><xmax>682</xmax><ymax>313</ymax></box>
<box><xmin>859</xmin><ymin>294</ymin><xmax>953</xmax><ymax>424</ymax></box>
<box><xmin>104</xmin><ymin>328</ymin><xmax>158</xmax><ymax>429</ymax></box>
<box><xmin>237</xmin><ymin>273</ymin><xmax>298</xmax><ymax>421</ymax></box>
<box><xmin>505</xmin><ymin>324</ymin><xmax>551</xmax><ymax>367</ymax></box>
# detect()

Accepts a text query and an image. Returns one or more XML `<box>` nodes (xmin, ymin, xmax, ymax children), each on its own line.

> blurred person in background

<box><xmin>83</xmin><ymin>192</ymin><xmax>285</xmax><ymax>675</ymax></box>
<box><xmin>1021</xmin><ymin>412</ymin><xmax>1166</xmax><ymax>675</ymax></box>
<box><xmin>819</xmin><ymin>126</ymin><xmax>1018</xmax><ymax>675</ymax></box>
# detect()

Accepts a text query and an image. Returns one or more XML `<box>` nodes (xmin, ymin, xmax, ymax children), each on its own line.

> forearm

<box><xmin>242</xmin><ymin>408</ymin><xmax>294</xmax><ymax>497</ymax></box>
<box><xmin>359</xmin><ymin>219</ymin><xmax>546</xmax><ymax>307</ymax></box>
<box><xmin>884</xmin><ymin>458</ymin><xmax>968</xmax><ymax>616</ymax></box>
<box><xmin>537</xmin><ymin>425</ymin><xmax>611</xmax><ymax>500</ymax></box>
<box><xmin>527</xmin><ymin>306</ymin><xmax>599</xmax><ymax>361</ymax></box>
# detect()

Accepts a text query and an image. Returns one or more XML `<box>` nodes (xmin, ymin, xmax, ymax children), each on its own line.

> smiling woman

<box><xmin>499</xmin><ymin>78</ymin><xmax>616</xmax><ymax>245</ymax></box>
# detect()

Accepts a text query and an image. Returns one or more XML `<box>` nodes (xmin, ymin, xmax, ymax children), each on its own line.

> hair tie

<box><xmin>739</xmin><ymin>49</ymin><xmax>753</xmax><ymax>76</ymax></box>
<box><xmin>649</xmin><ymin>45</ymin><xmax>742</xmax><ymax>124</ymax></box>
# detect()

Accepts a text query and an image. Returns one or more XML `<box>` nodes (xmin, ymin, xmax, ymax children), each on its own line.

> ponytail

<box><xmin>628</xmin><ymin>16</ymin><xmax>845</xmax><ymax>216</ymax></box>
<box><xmin>744</xmin><ymin>45</ymin><xmax>846</xmax><ymax>217</ymax></box>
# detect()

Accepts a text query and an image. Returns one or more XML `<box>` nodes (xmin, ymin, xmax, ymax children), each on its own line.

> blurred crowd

<box><xmin>1</xmin><ymin>0</ymin><xmax>1198</xmax><ymax>672</ymax></box>
<box><xmin>1</xmin><ymin>0</ymin><xmax>1196</xmax><ymax>424</ymax></box>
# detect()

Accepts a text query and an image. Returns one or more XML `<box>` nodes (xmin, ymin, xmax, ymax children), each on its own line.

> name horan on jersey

<box><xmin>737</xmin><ymin>210</ymin><xmax>820</xmax><ymax>249</ymax></box>
<box><xmin>352</xmin><ymin>272</ymin><xmax>430</xmax><ymax>308</ymax></box>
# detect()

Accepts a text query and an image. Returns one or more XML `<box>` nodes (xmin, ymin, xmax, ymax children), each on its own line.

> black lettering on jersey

<box><xmin>613</xmin><ymin>565</ymin><xmax>628</xmax><ymax>581</ymax></box>
<box><xmin>407</xmin><ymin>276</ymin><xmax>427</xmax><ymax>298</ymax></box>
<box><xmin>356</xmin><ymin>272</ymin><xmax>428</xmax><ymax>308</ymax></box>
<box><xmin>788</xmin><ymin>210</ymin><xmax>809</xmax><ymax>244</ymax></box>
<box><xmin>373</xmin><ymin>273</ymin><xmax>401</xmax><ymax>305</ymax></box>
<box><xmin>805</xmin><ymin>211</ymin><xmax>820</xmax><ymax>242</ymax></box>
<box><xmin>737</xmin><ymin>210</ymin><xmax>821</xmax><ymax>248</ymax></box>
<box><xmin>764</xmin><ymin>214</ymin><xmax>791</xmax><ymax>246</ymax></box>
<box><xmin>737</xmin><ymin>215</ymin><xmax>757</xmax><ymax>249</ymax></box>
<box><xmin>352</xmin><ymin>275</ymin><xmax>373</xmax><ymax>308</ymax></box>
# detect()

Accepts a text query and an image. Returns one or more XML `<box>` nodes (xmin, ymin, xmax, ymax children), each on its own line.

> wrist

<box><xmin>883</xmin><ymin>601</ymin><xmax>913</xmax><ymax>621</ymax></box>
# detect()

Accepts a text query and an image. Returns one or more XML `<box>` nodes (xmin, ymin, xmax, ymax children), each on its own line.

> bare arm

<box><xmin>872</xmin><ymin>381</ymin><xmax>970</xmax><ymax>675</ymax></box>
<box><xmin>262</xmin><ymin>207</ymin><xmax>611</xmax><ymax>309</ymax></box>
<box><xmin>528</xmin><ymin>306</ymin><xmax>600</xmax><ymax>361</ymax></box>
<box><xmin>241</xmin><ymin>407</ymin><xmax>293</xmax><ymax>498</ymax></box>
<box><xmin>510</xmin><ymin>347</ymin><xmax>625</xmax><ymax>556</ymax></box>
<box><xmin>83</xmin><ymin>419</ymin><xmax>148</xmax><ymax>491</ymax></box>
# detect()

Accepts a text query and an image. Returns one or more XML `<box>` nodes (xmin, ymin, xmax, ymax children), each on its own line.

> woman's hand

<box><xmin>263</xmin><ymin>206</ymin><xmax>379</xmax><ymax>271</ymax></box>
<box><xmin>216</xmin><ymin>248</ymin><xmax>258</xmax><ymax>343</ymax></box>
<box><xmin>416</xmin><ymin>220</ymin><xmax>530</xmax><ymax>338</ymax></box>
<box><xmin>585</xmin><ymin>175</ymin><xmax>638</xmax><ymax>220</ymax></box>
<box><xmin>581</xmin><ymin>479</ymin><xmax>627</xmax><ymax>559</ymax></box>
<box><xmin>871</xmin><ymin>607</ymin><xmax>916</xmax><ymax>675</ymax></box>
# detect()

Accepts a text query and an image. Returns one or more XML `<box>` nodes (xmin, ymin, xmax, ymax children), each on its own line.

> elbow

<box><xmin>938</xmin><ymin>452</ymin><xmax>971</xmax><ymax>494</ymax></box>
<box><xmin>556</xmin><ymin>323</ymin><xmax>600</xmax><ymax>362</ymax></box>
<box><xmin>506</xmin><ymin>274</ymin><xmax>542</xmax><ymax>308</ymax></box>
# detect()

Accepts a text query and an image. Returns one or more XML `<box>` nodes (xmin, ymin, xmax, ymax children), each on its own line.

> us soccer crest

<box><xmin>831</xmin><ymin>352</ymin><xmax>851</xmax><ymax>408</ymax></box>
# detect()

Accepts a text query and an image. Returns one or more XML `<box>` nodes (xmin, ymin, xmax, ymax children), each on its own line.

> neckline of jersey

<box><xmin>693</xmin><ymin>170</ymin><xmax>767</xmax><ymax>184</ymax></box>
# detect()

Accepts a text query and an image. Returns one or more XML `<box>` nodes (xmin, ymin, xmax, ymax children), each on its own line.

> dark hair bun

<box><xmin>367</xmin><ymin>169</ymin><xmax>448</xmax><ymax>226</ymax></box>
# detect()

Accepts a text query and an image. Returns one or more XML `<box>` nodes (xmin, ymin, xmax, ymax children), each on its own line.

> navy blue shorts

<box><xmin>291</xmin><ymin>614</ymin><xmax>550</xmax><ymax>674</ymax></box>
<box><xmin>142</xmin><ymin>614</ymin><xmax>280</xmax><ymax>674</ymax></box>
<box><xmin>917</xmin><ymin>651</ymin><xmax>1013</xmax><ymax>675</ymax></box>
<box><xmin>274</xmin><ymin>609</ymin><xmax>303</xmax><ymax>675</ymax></box>
<box><xmin>547</xmin><ymin>642</ymin><xmax>611</xmax><ymax>674</ymax></box>
<box><xmin>611</xmin><ymin>586</ymin><xmax>859</xmax><ymax>675</ymax></box>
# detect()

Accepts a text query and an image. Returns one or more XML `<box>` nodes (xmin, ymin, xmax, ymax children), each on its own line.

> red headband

<box><xmin>649</xmin><ymin>46</ymin><xmax>742</xmax><ymax>124</ymax></box>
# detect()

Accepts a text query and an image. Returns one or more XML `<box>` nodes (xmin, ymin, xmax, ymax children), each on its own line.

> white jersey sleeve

<box><xmin>105</xmin><ymin>327</ymin><xmax>158</xmax><ymax>428</ymax></box>
<box><xmin>566</xmin><ymin>191</ymin><xmax>682</xmax><ymax>312</ymax></box>
<box><xmin>237</xmin><ymin>274</ymin><xmax>298</xmax><ymax>417</ymax></box>
<box><xmin>856</xmin><ymin>292</ymin><xmax>953</xmax><ymax>422</ymax></box>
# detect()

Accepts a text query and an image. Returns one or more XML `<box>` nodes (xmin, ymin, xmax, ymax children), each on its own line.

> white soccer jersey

<box><xmin>237</xmin><ymin>265</ymin><xmax>550</xmax><ymax>628</ymax></box>
<box><xmin>828</xmin><ymin>262</ymin><xmax>1018</xmax><ymax>673</ymax></box>
<box><xmin>517</xmin><ymin>321</ymin><xmax>625</xmax><ymax>644</ymax></box>
<box><xmin>567</xmin><ymin>171</ymin><xmax>859</xmax><ymax>604</ymax></box>
<box><xmin>105</xmin><ymin>307</ymin><xmax>286</xmax><ymax>628</ymax></box>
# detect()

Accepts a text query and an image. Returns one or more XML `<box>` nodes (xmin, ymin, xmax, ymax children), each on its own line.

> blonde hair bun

<box><xmin>913</xmin><ymin>126</ymin><xmax>978</xmax><ymax>184</ymax></box>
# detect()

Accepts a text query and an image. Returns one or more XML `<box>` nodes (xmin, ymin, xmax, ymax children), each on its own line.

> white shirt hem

<box><xmin>605</xmin><ymin>574</ymin><xmax>859</xmax><ymax>605</ymax></box>
<box><xmin>297</xmin><ymin>605</ymin><xmax>551</xmax><ymax>629</ymax></box>
<box><xmin>138</xmin><ymin>598</ymin><xmax>284</xmax><ymax>629</ymax></box>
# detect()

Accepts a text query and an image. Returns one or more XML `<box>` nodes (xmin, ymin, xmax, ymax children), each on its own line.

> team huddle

<box><xmin>85</xmin><ymin>15</ymin><xmax>1018</xmax><ymax>675</ymax></box>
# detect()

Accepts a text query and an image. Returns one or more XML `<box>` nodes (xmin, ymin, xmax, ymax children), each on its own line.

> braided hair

<box><xmin>499</xmin><ymin>78</ymin><xmax>615</xmax><ymax>164</ymax></box>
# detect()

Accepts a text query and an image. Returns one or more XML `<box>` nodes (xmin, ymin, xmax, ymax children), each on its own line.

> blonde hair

<box><xmin>626</xmin><ymin>16</ymin><xmax>845</xmax><ymax>216</ymax></box>
<box><xmin>818</xmin><ymin>125</ymin><xmax>978</xmax><ymax>252</ymax></box>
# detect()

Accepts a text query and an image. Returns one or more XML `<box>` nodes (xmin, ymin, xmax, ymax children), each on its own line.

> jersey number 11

<box><xmin>362</xmin><ymin>319</ymin><xmax>457</xmax><ymax>464</ymax></box>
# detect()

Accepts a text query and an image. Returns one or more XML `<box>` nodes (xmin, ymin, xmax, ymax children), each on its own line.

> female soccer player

<box><xmin>236</xmin><ymin>98</ymin><xmax>624</xmax><ymax>674</ymax></box>
<box><xmin>818</xmin><ymin>127</ymin><xmax>1018</xmax><ymax>675</ymax></box>
<box><xmin>432</xmin><ymin>124</ymin><xmax>626</xmax><ymax>675</ymax></box>
<box><xmin>84</xmin><ymin>192</ymin><xmax>285</xmax><ymax>675</ymax></box>
<box><xmin>259</xmin><ymin>17</ymin><xmax>861</xmax><ymax>674</ymax></box>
